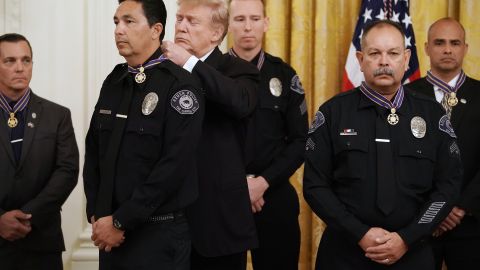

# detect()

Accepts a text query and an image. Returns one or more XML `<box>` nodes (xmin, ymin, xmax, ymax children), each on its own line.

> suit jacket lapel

<box><xmin>204</xmin><ymin>47</ymin><xmax>222</xmax><ymax>69</ymax></box>
<box><xmin>451</xmin><ymin>77</ymin><xmax>475</xmax><ymax>130</ymax></box>
<box><xmin>18</xmin><ymin>93</ymin><xmax>42</xmax><ymax>170</ymax></box>
<box><xmin>416</xmin><ymin>78</ymin><xmax>436</xmax><ymax>99</ymax></box>
<box><xmin>0</xmin><ymin>112</ymin><xmax>15</xmax><ymax>165</ymax></box>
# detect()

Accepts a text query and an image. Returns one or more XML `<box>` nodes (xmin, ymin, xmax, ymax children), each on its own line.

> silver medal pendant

<box><xmin>447</xmin><ymin>92</ymin><xmax>458</xmax><ymax>107</ymax></box>
<box><xmin>410</xmin><ymin>116</ymin><xmax>426</xmax><ymax>138</ymax></box>
<box><xmin>269</xmin><ymin>78</ymin><xmax>282</xmax><ymax>97</ymax></box>
<box><xmin>135</xmin><ymin>67</ymin><xmax>146</xmax><ymax>84</ymax></box>
<box><xmin>142</xmin><ymin>92</ymin><xmax>159</xmax><ymax>115</ymax></box>
<box><xmin>135</xmin><ymin>72</ymin><xmax>146</xmax><ymax>84</ymax></box>
<box><xmin>387</xmin><ymin>108</ymin><xmax>399</xmax><ymax>125</ymax></box>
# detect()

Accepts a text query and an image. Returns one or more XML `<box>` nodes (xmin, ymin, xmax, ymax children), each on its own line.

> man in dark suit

<box><xmin>0</xmin><ymin>33</ymin><xmax>79</xmax><ymax>270</ymax></box>
<box><xmin>161</xmin><ymin>0</ymin><xmax>259</xmax><ymax>269</ymax></box>
<box><xmin>407</xmin><ymin>17</ymin><xmax>480</xmax><ymax>270</ymax></box>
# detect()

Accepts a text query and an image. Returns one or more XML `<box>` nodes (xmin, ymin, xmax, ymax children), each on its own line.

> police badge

<box><xmin>269</xmin><ymin>78</ymin><xmax>282</xmax><ymax>97</ymax></box>
<box><xmin>142</xmin><ymin>92</ymin><xmax>159</xmax><ymax>115</ymax></box>
<box><xmin>410</xmin><ymin>116</ymin><xmax>426</xmax><ymax>138</ymax></box>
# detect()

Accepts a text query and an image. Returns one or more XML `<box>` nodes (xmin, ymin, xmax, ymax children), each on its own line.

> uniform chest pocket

<box><xmin>123</xmin><ymin>118</ymin><xmax>163</xmax><ymax>161</ymax></box>
<box><xmin>398</xmin><ymin>141</ymin><xmax>436</xmax><ymax>190</ymax></box>
<box><xmin>333</xmin><ymin>137</ymin><xmax>369</xmax><ymax>181</ymax></box>
<box><xmin>257</xmin><ymin>97</ymin><xmax>288</xmax><ymax>139</ymax></box>
<box><xmin>259</xmin><ymin>96</ymin><xmax>287</xmax><ymax>113</ymax></box>
<box><xmin>94</xmin><ymin>114</ymin><xmax>114</xmax><ymax>158</ymax></box>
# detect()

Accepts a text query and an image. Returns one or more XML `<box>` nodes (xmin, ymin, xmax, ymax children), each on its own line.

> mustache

<box><xmin>373</xmin><ymin>67</ymin><xmax>394</xmax><ymax>76</ymax></box>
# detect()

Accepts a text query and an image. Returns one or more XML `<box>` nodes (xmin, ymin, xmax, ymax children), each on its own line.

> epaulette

<box><xmin>264</xmin><ymin>52</ymin><xmax>283</xmax><ymax>64</ymax></box>
<box><xmin>335</xmin><ymin>87</ymin><xmax>358</xmax><ymax>98</ymax></box>
<box><xmin>153</xmin><ymin>60</ymin><xmax>200</xmax><ymax>89</ymax></box>
<box><xmin>102</xmin><ymin>63</ymin><xmax>128</xmax><ymax>86</ymax></box>
<box><xmin>405</xmin><ymin>88</ymin><xmax>438</xmax><ymax>104</ymax></box>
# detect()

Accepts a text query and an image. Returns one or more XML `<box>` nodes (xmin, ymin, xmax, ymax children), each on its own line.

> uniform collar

<box><xmin>357</xmin><ymin>87</ymin><xmax>408</xmax><ymax>115</ymax></box>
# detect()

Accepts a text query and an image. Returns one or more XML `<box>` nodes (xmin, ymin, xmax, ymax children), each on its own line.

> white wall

<box><xmin>0</xmin><ymin>1</ymin><xmax>188</xmax><ymax>269</ymax></box>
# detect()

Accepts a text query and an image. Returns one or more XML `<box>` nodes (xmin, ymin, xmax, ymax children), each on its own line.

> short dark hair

<box><xmin>0</xmin><ymin>33</ymin><xmax>33</xmax><ymax>58</ymax></box>
<box><xmin>361</xmin><ymin>20</ymin><xmax>405</xmax><ymax>50</ymax></box>
<box><xmin>118</xmin><ymin>0</ymin><xmax>167</xmax><ymax>41</ymax></box>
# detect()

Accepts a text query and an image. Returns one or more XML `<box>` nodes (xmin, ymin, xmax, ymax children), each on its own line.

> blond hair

<box><xmin>177</xmin><ymin>0</ymin><xmax>229</xmax><ymax>41</ymax></box>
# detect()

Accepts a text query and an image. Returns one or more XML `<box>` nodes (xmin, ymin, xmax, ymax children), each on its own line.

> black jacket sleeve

<box><xmin>192</xmin><ymin>51</ymin><xmax>258</xmax><ymax>120</ymax></box>
<box><xmin>303</xmin><ymin>106</ymin><xmax>370</xmax><ymax>242</ymax></box>
<box><xmin>397</xmin><ymin>113</ymin><xmax>463</xmax><ymax>246</ymax></box>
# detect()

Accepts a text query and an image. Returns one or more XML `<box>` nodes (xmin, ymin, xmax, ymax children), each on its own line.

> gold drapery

<box><xmin>227</xmin><ymin>1</ymin><xmax>480</xmax><ymax>269</ymax></box>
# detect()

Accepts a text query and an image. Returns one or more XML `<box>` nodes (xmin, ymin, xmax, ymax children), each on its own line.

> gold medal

<box><xmin>387</xmin><ymin>108</ymin><xmax>399</xmax><ymax>125</ymax></box>
<box><xmin>447</xmin><ymin>92</ymin><xmax>458</xmax><ymax>107</ymax></box>
<box><xmin>135</xmin><ymin>67</ymin><xmax>146</xmax><ymax>83</ymax></box>
<box><xmin>7</xmin><ymin>112</ymin><xmax>18</xmax><ymax>128</ymax></box>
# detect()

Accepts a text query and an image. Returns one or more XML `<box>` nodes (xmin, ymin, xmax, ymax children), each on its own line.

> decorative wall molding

<box><xmin>71</xmin><ymin>227</ymin><xmax>99</xmax><ymax>270</ymax></box>
<box><xmin>0</xmin><ymin>0</ymin><xmax>5</xmax><ymax>32</ymax></box>
<box><xmin>4</xmin><ymin>0</ymin><xmax>21</xmax><ymax>33</ymax></box>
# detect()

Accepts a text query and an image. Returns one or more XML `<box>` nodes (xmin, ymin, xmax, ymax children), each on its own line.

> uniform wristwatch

<box><xmin>113</xmin><ymin>218</ymin><xmax>124</xmax><ymax>231</ymax></box>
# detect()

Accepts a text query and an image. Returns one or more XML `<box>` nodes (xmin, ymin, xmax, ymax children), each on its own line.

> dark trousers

<box><xmin>99</xmin><ymin>216</ymin><xmax>190</xmax><ymax>270</ymax></box>
<box><xmin>432</xmin><ymin>216</ymin><xmax>480</xmax><ymax>270</ymax></box>
<box><xmin>251</xmin><ymin>182</ymin><xmax>300</xmax><ymax>270</ymax></box>
<box><xmin>190</xmin><ymin>248</ymin><xmax>246</xmax><ymax>270</ymax></box>
<box><xmin>0</xmin><ymin>244</ymin><xmax>62</xmax><ymax>270</ymax></box>
<box><xmin>316</xmin><ymin>227</ymin><xmax>434</xmax><ymax>270</ymax></box>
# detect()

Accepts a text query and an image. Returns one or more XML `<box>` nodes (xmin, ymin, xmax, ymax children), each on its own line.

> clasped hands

<box><xmin>358</xmin><ymin>227</ymin><xmax>408</xmax><ymax>266</ymax></box>
<box><xmin>0</xmin><ymin>210</ymin><xmax>32</xmax><ymax>241</ymax></box>
<box><xmin>247</xmin><ymin>176</ymin><xmax>269</xmax><ymax>213</ymax></box>
<box><xmin>90</xmin><ymin>216</ymin><xmax>125</xmax><ymax>252</ymax></box>
<box><xmin>432</xmin><ymin>206</ymin><xmax>465</xmax><ymax>237</ymax></box>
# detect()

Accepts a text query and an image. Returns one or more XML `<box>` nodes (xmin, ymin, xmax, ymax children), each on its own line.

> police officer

<box><xmin>83</xmin><ymin>0</ymin><xmax>204</xmax><ymax>269</ymax></box>
<box><xmin>407</xmin><ymin>18</ymin><xmax>480</xmax><ymax>270</ymax></box>
<box><xmin>227</xmin><ymin>0</ymin><xmax>308</xmax><ymax>269</ymax></box>
<box><xmin>303</xmin><ymin>20</ymin><xmax>462</xmax><ymax>270</ymax></box>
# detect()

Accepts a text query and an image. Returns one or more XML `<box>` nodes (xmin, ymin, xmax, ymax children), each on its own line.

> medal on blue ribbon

<box><xmin>426</xmin><ymin>70</ymin><xmax>466</xmax><ymax>108</ymax></box>
<box><xmin>360</xmin><ymin>82</ymin><xmax>404</xmax><ymax>126</ymax></box>
<box><xmin>128</xmin><ymin>54</ymin><xmax>168</xmax><ymax>84</ymax></box>
<box><xmin>0</xmin><ymin>89</ymin><xmax>31</xmax><ymax>128</ymax></box>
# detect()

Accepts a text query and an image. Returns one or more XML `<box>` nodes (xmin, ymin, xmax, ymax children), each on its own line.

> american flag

<box><xmin>341</xmin><ymin>0</ymin><xmax>420</xmax><ymax>91</ymax></box>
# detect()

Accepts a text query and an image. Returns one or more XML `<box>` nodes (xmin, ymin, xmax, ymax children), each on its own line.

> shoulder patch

<box><xmin>308</xmin><ymin>111</ymin><xmax>325</xmax><ymax>134</ymax></box>
<box><xmin>438</xmin><ymin>115</ymin><xmax>456</xmax><ymax>138</ymax></box>
<box><xmin>171</xmin><ymin>90</ymin><xmax>199</xmax><ymax>115</ymax></box>
<box><xmin>290</xmin><ymin>75</ymin><xmax>305</xmax><ymax>95</ymax></box>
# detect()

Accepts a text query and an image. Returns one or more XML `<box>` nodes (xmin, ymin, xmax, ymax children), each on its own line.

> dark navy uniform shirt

<box><xmin>304</xmin><ymin>88</ymin><xmax>462</xmax><ymax>246</ymax></box>
<box><xmin>83</xmin><ymin>49</ymin><xmax>204</xmax><ymax>230</ymax></box>
<box><xmin>245</xmin><ymin>51</ymin><xmax>308</xmax><ymax>187</ymax></box>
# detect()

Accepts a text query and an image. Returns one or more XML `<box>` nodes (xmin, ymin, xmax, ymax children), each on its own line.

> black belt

<box><xmin>147</xmin><ymin>211</ymin><xmax>184</xmax><ymax>223</ymax></box>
